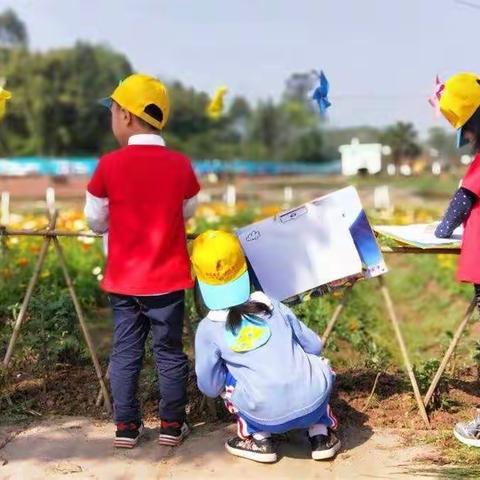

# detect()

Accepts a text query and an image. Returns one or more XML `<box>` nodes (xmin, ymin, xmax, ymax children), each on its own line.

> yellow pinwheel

<box><xmin>206</xmin><ymin>86</ymin><xmax>228</xmax><ymax>120</ymax></box>
<box><xmin>0</xmin><ymin>78</ymin><xmax>12</xmax><ymax>121</ymax></box>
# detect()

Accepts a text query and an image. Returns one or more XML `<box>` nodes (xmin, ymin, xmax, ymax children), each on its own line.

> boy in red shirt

<box><xmin>85</xmin><ymin>74</ymin><xmax>200</xmax><ymax>449</ymax></box>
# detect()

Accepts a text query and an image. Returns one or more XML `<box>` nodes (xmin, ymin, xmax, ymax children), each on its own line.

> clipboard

<box><xmin>236</xmin><ymin>199</ymin><xmax>363</xmax><ymax>301</ymax></box>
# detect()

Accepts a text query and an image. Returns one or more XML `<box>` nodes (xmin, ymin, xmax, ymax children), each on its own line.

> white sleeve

<box><xmin>183</xmin><ymin>195</ymin><xmax>198</xmax><ymax>220</ymax></box>
<box><xmin>84</xmin><ymin>191</ymin><xmax>109</xmax><ymax>234</ymax></box>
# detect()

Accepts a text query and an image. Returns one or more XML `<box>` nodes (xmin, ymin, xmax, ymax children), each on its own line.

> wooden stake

<box><xmin>95</xmin><ymin>371</ymin><xmax>109</xmax><ymax>407</ymax></box>
<box><xmin>52</xmin><ymin>236</ymin><xmax>112</xmax><ymax>413</ymax></box>
<box><xmin>378</xmin><ymin>276</ymin><xmax>430</xmax><ymax>428</ymax></box>
<box><xmin>362</xmin><ymin>371</ymin><xmax>382</xmax><ymax>412</ymax></box>
<box><xmin>184</xmin><ymin>309</ymin><xmax>196</xmax><ymax>358</ymax></box>
<box><xmin>2</xmin><ymin>213</ymin><xmax>57</xmax><ymax>367</ymax></box>
<box><xmin>423</xmin><ymin>298</ymin><xmax>476</xmax><ymax>407</ymax></box>
<box><xmin>321</xmin><ymin>285</ymin><xmax>352</xmax><ymax>347</ymax></box>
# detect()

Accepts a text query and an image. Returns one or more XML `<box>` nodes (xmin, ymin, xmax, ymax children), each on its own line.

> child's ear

<box><xmin>122</xmin><ymin>108</ymin><xmax>133</xmax><ymax>125</ymax></box>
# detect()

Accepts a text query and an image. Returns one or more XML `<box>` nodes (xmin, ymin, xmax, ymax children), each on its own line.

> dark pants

<box><xmin>108</xmin><ymin>291</ymin><xmax>188</xmax><ymax>423</ymax></box>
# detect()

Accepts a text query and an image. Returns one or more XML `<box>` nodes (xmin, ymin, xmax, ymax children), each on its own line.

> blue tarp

<box><xmin>0</xmin><ymin>157</ymin><xmax>341</xmax><ymax>177</ymax></box>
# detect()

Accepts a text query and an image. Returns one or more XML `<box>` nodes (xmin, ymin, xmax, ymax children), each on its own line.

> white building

<box><xmin>339</xmin><ymin>138</ymin><xmax>391</xmax><ymax>176</ymax></box>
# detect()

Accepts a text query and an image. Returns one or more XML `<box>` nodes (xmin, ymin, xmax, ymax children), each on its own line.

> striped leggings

<box><xmin>222</xmin><ymin>372</ymin><xmax>338</xmax><ymax>440</ymax></box>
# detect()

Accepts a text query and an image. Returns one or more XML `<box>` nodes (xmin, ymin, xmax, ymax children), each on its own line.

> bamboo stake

<box><xmin>96</xmin><ymin>370</ymin><xmax>109</xmax><ymax>407</ymax></box>
<box><xmin>362</xmin><ymin>371</ymin><xmax>382</xmax><ymax>412</ymax></box>
<box><xmin>423</xmin><ymin>298</ymin><xmax>476</xmax><ymax>408</ymax></box>
<box><xmin>52</xmin><ymin>235</ymin><xmax>112</xmax><ymax>413</ymax></box>
<box><xmin>1</xmin><ymin>229</ymin><xmax>99</xmax><ymax>238</ymax></box>
<box><xmin>321</xmin><ymin>285</ymin><xmax>352</xmax><ymax>347</ymax></box>
<box><xmin>184</xmin><ymin>310</ymin><xmax>196</xmax><ymax>358</ymax></box>
<box><xmin>378</xmin><ymin>276</ymin><xmax>430</xmax><ymax>428</ymax></box>
<box><xmin>0</xmin><ymin>229</ymin><xmax>199</xmax><ymax>240</ymax></box>
<box><xmin>2</xmin><ymin>213</ymin><xmax>57</xmax><ymax>367</ymax></box>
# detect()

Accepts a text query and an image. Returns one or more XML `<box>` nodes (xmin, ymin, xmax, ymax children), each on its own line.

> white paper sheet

<box><xmin>373</xmin><ymin>224</ymin><xmax>462</xmax><ymax>248</ymax></box>
<box><xmin>236</xmin><ymin>201</ymin><xmax>363</xmax><ymax>301</ymax></box>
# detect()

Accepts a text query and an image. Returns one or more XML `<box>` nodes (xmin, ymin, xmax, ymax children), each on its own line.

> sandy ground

<box><xmin>0</xmin><ymin>416</ymin><xmax>448</xmax><ymax>480</ymax></box>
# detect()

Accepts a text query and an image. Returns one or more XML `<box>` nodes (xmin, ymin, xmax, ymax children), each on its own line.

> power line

<box><xmin>332</xmin><ymin>94</ymin><xmax>426</xmax><ymax>100</ymax></box>
<box><xmin>455</xmin><ymin>0</ymin><xmax>480</xmax><ymax>10</ymax></box>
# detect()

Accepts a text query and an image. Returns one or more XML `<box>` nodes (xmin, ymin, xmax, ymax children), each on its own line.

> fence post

<box><xmin>46</xmin><ymin>187</ymin><xmax>55</xmax><ymax>218</ymax></box>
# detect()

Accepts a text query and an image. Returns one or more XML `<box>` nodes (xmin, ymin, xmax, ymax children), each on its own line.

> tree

<box><xmin>229</xmin><ymin>96</ymin><xmax>251</xmax><ymax>120</ymax></box>
<box><xmin>223</xmin><ymin>96</ymin><xmax>250</xmax><ymax>144</ymax></box>
<box><xmin>0</xmin><ymin>9</ymin><xmax>27</xmax><ymax>48</ymax></box>
<box><xmin>427</xmin><ymin>126</ymin><xmax>457</xmax><ymax>160</ymax></box>
<box><xmin>284</xmin><ymin>129</ymin><xmax>327</xmax><ymax>163</ymax></box>
<box><xmin>380</xmin><ymin>122</ymin><xmax>421</xmax><ymax>166</ymax></box>
<box><xmin>250</xmin><ymin>100</ymin><xmax>288</xmax><ymax>159</ymax></box>
<box><xmin>0</xmin><ymin>42</ymin><xmax>132</xmax><ymax>156</ymax></box>
<box><xmin>166</xmin><ymin>81</ymin><xmax>211</xmax><ymax>139</ymax></box>
<box><xmin>284</xmin><ymin>72</ymin><xmax>315</xmax><ymax>105</ymax></box>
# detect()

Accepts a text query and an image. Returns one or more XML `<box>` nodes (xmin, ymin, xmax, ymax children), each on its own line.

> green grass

<box><xmin>418</xmin><ymin>430</ymin><xmax>480</xmax><ymax>474</ymax></box>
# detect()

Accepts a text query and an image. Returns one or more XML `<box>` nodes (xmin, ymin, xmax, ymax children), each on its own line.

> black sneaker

<box><xmin>114</xmin><ymin>420</ymin><xmax>144</xmax><ymax>449</ymax></box>
<box><xmin>225</xmin><ymin>436</ymin><xmax>277</xmax><ymax>463</ymax></box>
<box><xmin>158</xmin><ymin>420</ymin><xmax>190</xmax><ymax>446</ymax></box>
<box><xmin>310</xmin><ymin>428</ymin><xmax>341</xmax><ymax>460</ymax></box>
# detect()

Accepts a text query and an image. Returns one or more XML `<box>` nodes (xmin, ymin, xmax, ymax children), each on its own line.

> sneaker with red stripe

<box><xmin>158</xmin><ymin>420</ymin><xmax>190</xmax><ymax>446</ymax></box>
<box><xmin>114</xmin><ymin>420</ymin><xmax>144</xmax><ymax>449</ymax></box>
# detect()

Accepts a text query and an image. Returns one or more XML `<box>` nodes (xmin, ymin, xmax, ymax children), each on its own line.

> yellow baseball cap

<box><xmin>440</xmin><ymin>72</ymin><xmax>480</xmax><ymax>147</ymax></box>
<box><xmin>99</xmin><ymin>73</ymin><xmax>170</xmax><ymax>130</ymax></box>
<box><xmin>191</xmin><ymin>230</ymin><xmax>250</xmax><ymax>310</ymax></box>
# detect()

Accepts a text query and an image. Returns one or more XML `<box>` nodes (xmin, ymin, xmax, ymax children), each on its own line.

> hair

<box><xmin>226</xmin><ymin>300</ymin><xmax>272</xmax><ymax>334</ymax></box>
<box><xmin>462</xmin><ymin>106</ymin><xmax>480</xmax><ymax>153</ymax></box>
<box><xmin>194</xmin><ymin>280</ymin><xmax>272</xmax><ymax>334</ymax></box>
<box><xmin>138</xmin><ymin>103</ymin><xmax>163</xmax><ymax>131</ymax></box>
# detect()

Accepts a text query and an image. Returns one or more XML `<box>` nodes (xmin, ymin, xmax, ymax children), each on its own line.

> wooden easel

<box><xmin>320</xmin><ymin>274</ymin><xmax>431</xmax><ymax>427</ymax></box>
<box><xmin>322</xmin><ymin>245</ymin><xmax>476</xmax><ymax>427</ymax></box>
<box><xmin>1</xmin><ymin>211</ymin><xmax>111</xmax><ymax>413</ymax></box>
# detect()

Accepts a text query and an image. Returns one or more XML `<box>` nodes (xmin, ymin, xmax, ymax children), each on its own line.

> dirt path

<box><xmin>0</xmin><ymin>416</ymin><xmax>450</xmax><ymax>480</ymax></box>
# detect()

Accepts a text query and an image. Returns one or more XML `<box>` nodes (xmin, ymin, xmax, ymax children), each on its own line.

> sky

<box><xmin>1</xmin><ymin>0</ymin><xmax>480</xmax><ymax>134</ymax></box>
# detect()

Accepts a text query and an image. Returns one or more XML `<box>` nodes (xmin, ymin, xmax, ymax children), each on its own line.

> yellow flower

<box><xmin>17</xmin><ymin>257</ymin><xmax>29</xmax><ymax>268</ymax></box>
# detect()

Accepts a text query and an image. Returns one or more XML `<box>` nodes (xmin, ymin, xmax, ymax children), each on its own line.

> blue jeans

<box><xmin>108</xmin><ymin>291</ymin><xmax>188</xmax><ymax>423</ymax></box>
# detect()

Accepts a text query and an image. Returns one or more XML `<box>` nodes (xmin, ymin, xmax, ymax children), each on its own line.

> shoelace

<box><xmin>462</xmin><ymin>418</ymin><xmax>480</xmax><ymax>435</ymax></box>
<box><xmin>161</xmin><ymin>421</ymin><xmax>181</xmax><ymax>429</ymax></box>
<box><xmin>240</xmin><ymin>437</ymin><xmax>263</xmax><ymax>452</ymax></box>
<box><xmin>117</xmin><ymin>422</ymin><xmax>138</xmax><ymax>431</ymax></box>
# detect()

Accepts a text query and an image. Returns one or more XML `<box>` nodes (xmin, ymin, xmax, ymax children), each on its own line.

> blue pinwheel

<box><xmin>312</xmin><ymin>70</ymin><xmax>331</xmax><ymax>117</ymax></box>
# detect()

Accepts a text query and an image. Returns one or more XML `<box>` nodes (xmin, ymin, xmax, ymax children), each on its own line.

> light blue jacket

<box><xmin>194</xmin><ymin>292</ymin><xmax>335</xmax><ymax>426</ymax></box>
